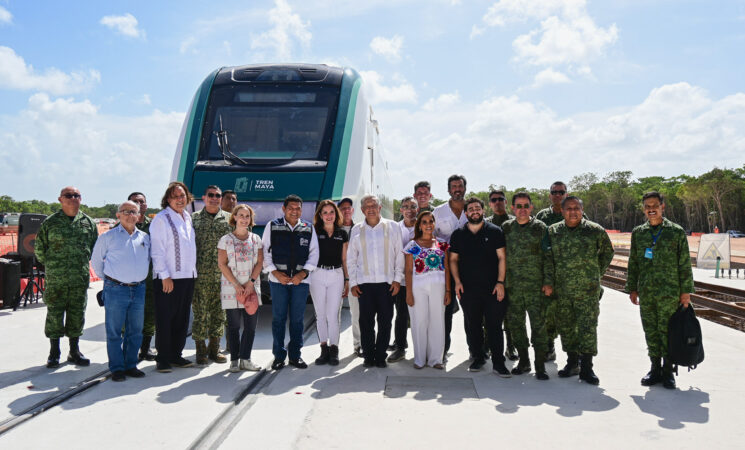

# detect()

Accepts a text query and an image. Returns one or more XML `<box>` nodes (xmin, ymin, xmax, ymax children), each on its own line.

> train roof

<box><xmin>212</xmin><ymin>63</ymin><xmax>348</xmax><ymax>86</ymax></box>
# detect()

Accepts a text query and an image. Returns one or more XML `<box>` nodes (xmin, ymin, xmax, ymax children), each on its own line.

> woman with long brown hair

<box><xmin>403</xmin><ymin>211</ymin><xmax>451</xmax><ymax>369</ymax></box>
<box><xmin>309</xmin><ymin>199</ymin><xmax>349</xmax><ymax>366</ymax></box>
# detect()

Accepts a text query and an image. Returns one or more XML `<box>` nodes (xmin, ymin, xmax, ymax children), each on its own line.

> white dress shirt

<box><xmin>150</xmin><ymin>207</ymin><xmax>197</xmax><ymax>280</ymax></box>
<box><xmin>262</xmin><ymin>218</ymin><xmax>319</xmax><ymax>284</ymax></box>
<box><xmin>347</xmin><ymin>218</ymin><xmax>404</xmax><ymax>288</ymax></box>
<box><xmin>433</xmin><ymin>201</ymin><xmax>467</xmax><ymax>243</ymax></box>
<box><xmin>398</xmin><ymin>220</ymin><xmax>415</xmax><ymax>287</ymax></box>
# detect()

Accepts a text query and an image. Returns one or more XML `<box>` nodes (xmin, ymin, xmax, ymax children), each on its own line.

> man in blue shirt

<box><xmin>91</xmin><ymin>201</ymin><xmax>151</xmax><ymax>381</ymax></box>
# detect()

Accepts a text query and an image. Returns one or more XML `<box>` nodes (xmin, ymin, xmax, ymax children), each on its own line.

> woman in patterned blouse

<box><xmin>217</xmin><ymin>204</ymin><xmax>264</xmax><ymax>373</ymax></box>
<box><xmin>403</xmin><ymin>211</ymin><xmax>451</xmax><ymax>369</ymax></box>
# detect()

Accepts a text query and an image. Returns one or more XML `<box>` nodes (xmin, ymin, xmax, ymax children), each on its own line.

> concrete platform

<box><xmin>693</xmin><ymin>267</ymin><xmax>745</xmax><ymax>288</ymax></box>
<box><xmin>1</xmin><ymin>282</ymin><xmax>744</xmax><ymax>449</ymax></box>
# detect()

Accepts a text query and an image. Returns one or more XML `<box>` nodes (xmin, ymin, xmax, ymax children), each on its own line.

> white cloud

<box><xmin>100</xmin><ymin>13</ymin><xmax>146</xmax><ymax>39</ymax></box>
<box><xmin>360</xmin><ymin>71</ymin><xmax>417</xmax><ymax>104</ymax></box>
<box><xmin>179</xmin><ymin>36</ymin><xmax>197</xmax><ymax>54</ymax></box>
<box><xmin>530</xmin><ymin>68</ymin><xmax>572</xmax><ymax>88</ymax></box>
<box><xmin>513</xmin><ymin>15</ymin><xmax>618</xmax><ymax>67</ymax></box>
<box><xmin>0</xmin><ymin>46</ymin><xmax>100</xmax><ymax>95</ymax></box>
<box><xmin>0</xmin><ymin>6</ymin><xmax>12</xmax><ymax>25</ymax></box>
<box><xmin>137</xmin><ymin>94</ymin><xmax>151</xmax><ymax>105</ymax></box>
<box><xmin>375</xmin><ymin>82</ymin><xmax>745</xmax><ymax>200</ymax></box>
<box><xmin>422</xmin><ymin>91</ymin><xmax>460</xmax><ymax>111</ymax></box>
<box><xmin>476</xmin><ymin>0</ymin><xmax>617</xmax><ymax>79</ymax></box>
<box><xmin>370</xmin><ymin>35</ymin><xmax>404</xmax><ymax>62</ymax></box>
<box><xmin>251</xmin><ymin>0</ymin><xmax>311</xmax><ymax>61</ymax></box>
<box><xmin>0</xmin><ymin>93</ymin><xmax>184</xmax><ymax>205</ymax></box>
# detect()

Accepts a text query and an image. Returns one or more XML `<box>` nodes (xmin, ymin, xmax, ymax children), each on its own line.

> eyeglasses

<box><xmin>550</xmin><ymin>190</ymin><xmax>566</xmax><ymax>195</ymax></box>
<box><xmin>206</xmin><ymin>192</ymin><xmax>222</xmax><ymax>198</ymax></box>
<box><xmin>514</xmin><ymin>204</ymin><xmax>531</xmax><ymax>209</ymax></box>
<box><xmin>489</xmin><ymin>197</ymin><xmax>505</xmax><ymax>203</ymax></box>
<box><xmin>62</xmin><ymin>193</ymin><xmax>81</xmax><ymax>199</ymax></box>
<box><xmin>118</xmin><ymin>210</ymin><xmax>139</xmax><ymax>216</ymax></box>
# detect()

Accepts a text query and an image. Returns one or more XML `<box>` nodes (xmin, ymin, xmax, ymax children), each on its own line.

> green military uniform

<box><xmin>192</xmin><ymin>208</ymin><xmax>232</xmax><ymax>341</ymax></box>
<box><xmin>503</xmin><ymin>217</ymin><xmax>550</xmax><ymax>355</ymax></box>
<box><xmin>35</xmin><ymin>210</ymin><xmax>98</xmax><ymax>338</ymax></box>
<box><xmin>535</xmin><ymin>207</ymin><xmax>564</xmax><ymax>345</ymax></box>
<box><xmin>136</xmin><ymin>217</ymin><xmax>156</xmax><ymax>337</ymax></box>
<box><xmin>487</xmin><ymin>213</ymin><xmax>513</xmax><ymax>228</ymax></box>
<box><xmin>546</xmin><ymin>218</ymin><xmax>614</xmax><ymax>356</ymax></box>
<box><xmin>418</xmin><ymin>204</ymin><xmax>433</xmax><ymax>213</ymax></box>
<box><xmin>625</xmin><ymin>218</ymin><xmax>694</xmax><ymax>357</ymax></box>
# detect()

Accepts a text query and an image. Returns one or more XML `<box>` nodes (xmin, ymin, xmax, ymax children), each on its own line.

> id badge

<box><xmin>644</xmin><ymin>248</ymin><xmax>653</xmax><ymax>259</ymax></box>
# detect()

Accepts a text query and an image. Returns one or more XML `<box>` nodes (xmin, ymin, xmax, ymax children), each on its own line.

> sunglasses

<box><xmin>513</xmin><ymin>204</ymin><xmax>531</xmax><ymax>209</ymax></box>
<box><xmin>62</xmin><ymin>193</ymin><xmax>81</xmax><ymax>199</ymax></box>
<box><xmin>206</xmin><ymin>192</ymin><xmax>222</xmax><ymax>198</ymax></box>
<box><xmin>489</xmin><ymin>197</ymin><xmax>505</xmax><ymax>202</ymax></box>
<box><xmin>550</xmin><ymin>190</ymin><xmax>566</xmax><ymax>195</ymax></box>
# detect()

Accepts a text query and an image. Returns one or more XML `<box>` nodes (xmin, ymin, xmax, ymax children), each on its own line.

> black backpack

<box><xmin>667</xmin><ymin>304</ymin><xmax>704</xmax><ymax>372</ymax></box>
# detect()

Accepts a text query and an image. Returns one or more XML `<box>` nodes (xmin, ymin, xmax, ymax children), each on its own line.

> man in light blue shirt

<box><xmin>91</xmin><ymin>201</ymin><xmax>151</xmax><ymax>381</ymax></box>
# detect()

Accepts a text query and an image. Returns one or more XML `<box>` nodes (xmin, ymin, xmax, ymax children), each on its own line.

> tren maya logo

<box><xmin>235</xmin><ymin>177</ymin><xmax>275</xmax><ymax>193</ymax></box>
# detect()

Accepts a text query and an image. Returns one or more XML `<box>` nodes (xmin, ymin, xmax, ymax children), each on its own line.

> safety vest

<box><xmin>270</xmin><ymin>217</ymin><xmax>312</xmax><ymax>276</ymax></box>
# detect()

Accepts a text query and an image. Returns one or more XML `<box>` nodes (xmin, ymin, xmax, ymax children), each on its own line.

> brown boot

<box><xmin>208</xmin><ymin>338</ymin><xmax>227</xmax><ymax>364</ymax></box>
<box><xmin>195</xmin><ymin>340</ymin><xmax>209</xmax><ymax>365</ymax></box>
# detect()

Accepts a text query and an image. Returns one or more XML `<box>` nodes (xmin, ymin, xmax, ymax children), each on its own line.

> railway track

<box><xmin>603</xmin><ymin>264</ymin><xmax>745</xmax><ymax>332</ymax></box>
<box><xmin>0</xmin><ymin>314</ymin><xmax>317</xmax><ymax>440</ymax></box>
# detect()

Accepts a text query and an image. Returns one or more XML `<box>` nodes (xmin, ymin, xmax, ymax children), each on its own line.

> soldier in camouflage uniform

<box><xmin>625</xmin><ymin>191</ymin><xmax>693</xmax><ymax>390</ymax></box>
<box><xmin>502</xmin><ymin>193</ymin><xmax>551</xmax><ymax>379</ymax></box>
<box><xmin>535</xmin><ymin>181</ymin><xmax>568</xmax><ymax>362</ymax></box>
<box><xmin>413</xmin><ymin>181</ymin><xmax>434</xmax><ymax>213</ymax></box>
<box><xmin>545</xmin><ymin>196</ymin><xmax>614</xmax><ymax>385</ymax></box>
<box><xmin>35</xmin><ymin>186</ymin><xmax>98</xmax><ymax>368</ymax></box>
<box><xmin>192</xmin><ymin>185</ymin><xmax>232</xmax><ymax>365</ymax></box>
<box><xmin>487</xmin><ymin>189</ymin><xmax>517</xmax><ymax>360</ymax></box>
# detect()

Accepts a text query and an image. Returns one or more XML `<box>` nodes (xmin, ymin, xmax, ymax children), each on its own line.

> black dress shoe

<box><xmin>376</xmin><ymin>360</ymin><xmax>387</xmax><ymax>368</ymax></box>
<box><xmin>171</xmin><ymin>357</ymin><xmax>194</xmax><ymax>368</ymax></box>
<box><xmin>289</xmin><ymin>358</ymin><xmax>308</xmax><ymax>369</ymax></box>
<box><xmin>139</xmin><ymin>348</ymin><xmax>157</xmax><ymax>362</ymax></box>
<box><xmin>363</xmin><ymin>358</ymin><xmax>375</xmax><ymax>368</ymax></box>
<box><xmin>271</xmin><ymin>359</ymin><xmax>285</xmax><ymax>370</ymax></box>
<box><xmin>354</xmin><ymin>347</ymin><xmax>364</xmax><ymax>358</ymax></box>
<box><xmin>156</xmin><ymin>361</ymin><xmax>173</xmax><ymax>373</ymax></box>
<box><xmin>111</xmin><ymin>371</ymin><xmax>126</xmax><ymax>382</ymax></box>
<box><xmin>124</xmin><ymin>368</ymin><xmax>146</xmax><ymax>378</ymax></box>
<box><xmin>46</xmin><ymin>356</ymin><xmax>60</xmax><ymax>369</ymax></box>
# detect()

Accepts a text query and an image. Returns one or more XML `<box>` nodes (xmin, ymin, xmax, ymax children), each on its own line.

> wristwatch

<box><xmin>496</xmin><ymin>280</ymin><xmax>505</xmax><ymax>285</ymax></box>
<box><xmin>250</xmin><ymin>278</ymin><xmax>256</xmax><ymax>283</ymax></box>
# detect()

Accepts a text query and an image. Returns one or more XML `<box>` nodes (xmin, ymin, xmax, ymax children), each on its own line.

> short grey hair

<box><xmin>118</xmin><ymin>200</ymin><xmax>139</xmax><ymax>212</ymax></box>
<box><xmin>360</xmin><ymin>194</ymin><xmax>380</xmax><ymax>208</ymax></box>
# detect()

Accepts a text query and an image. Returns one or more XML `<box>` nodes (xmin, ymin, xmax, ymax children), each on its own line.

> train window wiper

<box><xmin>213</xmin><ymin>115</ymin><xmax>249</xmax><ymax>165</ymax></box>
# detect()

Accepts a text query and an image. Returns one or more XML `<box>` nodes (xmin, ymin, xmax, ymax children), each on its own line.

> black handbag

<box><xmin>667</xmin><ymin>304</ymin><xmax>704</xmax><ymax>372</ymax></box>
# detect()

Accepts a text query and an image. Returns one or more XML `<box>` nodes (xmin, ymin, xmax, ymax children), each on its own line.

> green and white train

<box><xmin>170</xmin><ymin>64</ymin><xmax>393</xmax><ymax>232</ymax></box>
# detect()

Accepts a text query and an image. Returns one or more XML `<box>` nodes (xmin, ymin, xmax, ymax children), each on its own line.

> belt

<box><xmin>318</xmin><ymin>265</ymin><xmax>342</xmax><ymax>270</ymax></box>
<box><xmin>105</xmin><ymin>275</ymin><xmax>144</xmax><ymax>287</ymax></box>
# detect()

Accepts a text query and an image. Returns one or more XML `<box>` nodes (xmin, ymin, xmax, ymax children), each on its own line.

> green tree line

<box><xmin>393</xmin><ymin>166</ymin><xmax>745</xmax><ymax>232</ymax></box>
<box><xmin>0</xmin><ymin>196</ymin><xmax>159</xmax><ymax>220</ymax></box>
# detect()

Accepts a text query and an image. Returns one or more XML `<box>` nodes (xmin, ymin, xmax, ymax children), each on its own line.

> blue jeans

<box><xmin>104</xmin><ymin>279</ymin><xmax>145</xmax><ymax>372</ymax></box>
<box><xmin>270</xmin><ymin>282</ymin><xmax>309</xmax><ymax>361</ymax></box>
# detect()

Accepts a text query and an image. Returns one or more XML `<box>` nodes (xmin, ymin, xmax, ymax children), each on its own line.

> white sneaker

<box><xmin>229</xmin><ymin>360</ymin><xmax>240</xmax><ymax>373</ymax></box>
<box><xmin>240</xmin><ymin>359</ymin><xmax>261</xmax><ymax>371</ymax></box>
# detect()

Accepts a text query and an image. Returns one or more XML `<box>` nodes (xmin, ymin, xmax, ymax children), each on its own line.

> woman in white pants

<box><xmin>309</xmin><ymin>200</ymin><xmax>349</xmax><ymax>366</ymax></box>
<box><xmin>403</xmin><ymin>211</ymin><xmax>451</xmax><ymax>369</ymax></box>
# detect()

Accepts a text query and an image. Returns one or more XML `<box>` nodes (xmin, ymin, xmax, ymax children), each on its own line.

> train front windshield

<box><xmin>200</xmin><ymin>85</ymin><xmax>340</xmax><ymax>163</ymax></box>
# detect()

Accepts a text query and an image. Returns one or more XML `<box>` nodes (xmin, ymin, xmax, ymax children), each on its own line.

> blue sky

<box><xmin>1</xmin><ymin>0</ymin><xmax>744</xmax><ymax>205</ymax></box>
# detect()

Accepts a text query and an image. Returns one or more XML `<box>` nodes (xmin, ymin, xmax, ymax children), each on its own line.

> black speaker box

<box><xmin>18</xmin><ymin>213</ymin><xmax>47</xmax><ymax>260</ymax></box>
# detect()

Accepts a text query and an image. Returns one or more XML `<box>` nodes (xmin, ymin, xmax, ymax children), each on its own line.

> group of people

<box><xmin>35</xmin><ymin>175</ymin><xmax>694</xmax><ymax>389</ymax></box>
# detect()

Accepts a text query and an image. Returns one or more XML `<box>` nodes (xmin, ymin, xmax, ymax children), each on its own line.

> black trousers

<box><xmin>154</xmin><ymin>277</ymin><xmax>195</xmax><ymax>364</ymax></box>
<box><xmin>226</xmin><ymin>308</ymin><xmax>258</xmax><ymax>361</ymax></box>
<box><xmin>393</xmin><ymin>285</ymin><xmax>409</xmax><ymax>349</ymax></box>
<box><xmin>358</xmin><ymin>283</ymin><xmax>394</xmax><ymax>362</ymax></box>
<box><xmin>460</xmin><ymin>290</ymin><xmax>507</xmax><ymax>363</ymax></box>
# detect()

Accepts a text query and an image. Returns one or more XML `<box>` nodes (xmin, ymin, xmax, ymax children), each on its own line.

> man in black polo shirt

<box><xmin>449</xmin><ymin>197</ymin><xmax>510</xmax><ymax>376</ymax></box>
